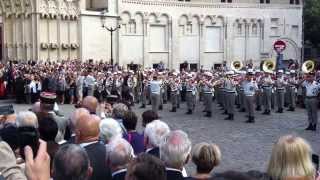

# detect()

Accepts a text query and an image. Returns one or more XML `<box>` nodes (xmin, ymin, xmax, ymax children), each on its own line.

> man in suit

<box><xmin>108</xmin><ymin>138</ymin><xmax>134</xmax><ymax>180</ymax></box>
<box><xmin>160</xmin><ymin>130</ymin><xmax>191</xmax><ymax>180</ymax></box>
<box><xmin>145</xmin><ymin>120</ymin><xmax>170</xmax><ymax>158</ymax></box>
<box><xmin>75</xmin><ymin>113</ymin><xmax>112</xmax><ymax>180</ymax></box>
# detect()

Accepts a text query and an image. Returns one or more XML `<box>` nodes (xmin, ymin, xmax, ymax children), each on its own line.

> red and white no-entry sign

<box><xmin>274</xmin><ymin>40</ymin><xmax>286</xmax><ymax>53</ymax></box>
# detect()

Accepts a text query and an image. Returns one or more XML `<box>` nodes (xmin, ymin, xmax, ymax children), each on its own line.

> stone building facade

<box><xmin>0</xmin><ymin>0</ymin><xmax>303</xmax><ymax>69</ymax></box>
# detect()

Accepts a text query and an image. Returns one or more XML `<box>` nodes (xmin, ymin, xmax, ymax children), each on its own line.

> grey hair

<box><xmin>99</xmin><ymin>118</ymin><xmax>123</xmax><ymax>142</ymax></box>
<box><xmin>145</xmin><ymin>120</ymin><xmax>170</xmax><ymax>147</ymax></box>
<box><xmin>107</xmin><ymin>138</ymin><xmax>134</xmax><ymax>168</ymax></box>
<box><xmin>112</xmin><ymin>103</ymin><xmax>128</xmax><ymax>119</ymax></box>
<box><xmin>160</xmin><ymin>130</ymin><xmax>192</xmax><ymax>169</ymax></box>
<box><xmin>16</xmin><ymin>111</ymin><xmax>38</xmax><ymax>128</ymax></box>
<box><xmin>53</xmin><ymin>144</ymin><xmax>90</xmax><ymax>180</ymax></box>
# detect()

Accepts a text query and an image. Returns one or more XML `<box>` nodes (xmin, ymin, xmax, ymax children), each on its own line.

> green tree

<box><xmin>304</xmin><ymin>0</ymin><xmax>320</xmax><ymax>48</ymax></box>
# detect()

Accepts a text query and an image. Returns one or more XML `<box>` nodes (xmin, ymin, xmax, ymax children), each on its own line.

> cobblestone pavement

<box><xmin>5</xmin><ymin>100</ymin><xmax>320</xmax><ymax>175</ymax></box>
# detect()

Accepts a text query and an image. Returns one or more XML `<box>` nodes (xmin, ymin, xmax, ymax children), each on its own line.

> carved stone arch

<box><xmin>3</xmin><ymin>0</ymin><xmax>14</xmax><ymax>17</ymax></box>
<box><xmin>204</xmin><ymin>15</ymin><xmax>215</xmax><ymax>25</ymax></box>
<box><xmin>179</xmin><ymin>14</ymin><xmax>188</xmax><ymax>25</ymax></box>
<box><xmin>0</xmin><ymin>0</ymin><xmax>5</xmax><ymax>14</ymax></box>
<box><xmin>120</xmin><ymin>11</ymin><xmax>132</xmax><ymax>24</ymax></box>
<box><xmin>160</xmin><ymin>13</ymin><xmax>170</xmax><ymax>24</ymax></box>
<box><xmin>148</xmin><ymin>12</ymin><xmax>158</xmax><ymax>24</ymax></box>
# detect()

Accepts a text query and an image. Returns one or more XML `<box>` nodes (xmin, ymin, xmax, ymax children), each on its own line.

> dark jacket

<box><xmin>83</xmin><ymin>142</ymin><xmax>112</xmax><ymax>180</ymax></box>
<box><xmin>166</xmin><ymin>168</ymin><xmax>185</xmax><ymax>180</ymax></box>
<box><xmin>147</xmin><ymin>147</ymin><xmax>160</xmax><ymax>159</ymax></box>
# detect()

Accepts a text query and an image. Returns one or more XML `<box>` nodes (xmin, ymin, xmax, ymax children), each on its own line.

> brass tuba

<box><xmin>231</xmin><ymin>61</ymin><xmax>243</xmax><ymax>71</ymax></box>
<box><xmin>302</xmin><ymin>60</ymin><xmax>315</xmax><ymax>74</ymax></box>
<box><xmin>262</xmin><ymin>60</ymin><xmax>276</xmax><ymax>73</ymax></box>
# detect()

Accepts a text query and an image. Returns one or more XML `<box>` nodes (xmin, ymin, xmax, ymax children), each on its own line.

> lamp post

<box><xmin>100</xmin><ymin>10</ymin><xmax>121</xmax><ymax>66</ymax></box>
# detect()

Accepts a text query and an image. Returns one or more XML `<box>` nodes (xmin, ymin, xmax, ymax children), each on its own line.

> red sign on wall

<box><xmin>274</xmin><ymin>40</ymin><xmax>286</xmax><ymax>53</ymax></box>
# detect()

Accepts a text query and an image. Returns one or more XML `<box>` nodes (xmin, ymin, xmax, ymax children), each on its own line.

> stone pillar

<box><xmin>167</xmin><ymin>18</ymin><xmax>172</xmax><ymax>69</ymax></box>
<box><xmin>171</xmin><ymin>17</ymin><xmax>179</xmax><ymax>70</ymax></box>
<box><xmin>142</xmin><ymin>19</ymin><xmax>149</xmax><ymax>68</ymax></box>
<box><xmin>199</xmin><ymin>21</ymin><xmax>204</xmax><ymax>68</ymax></box>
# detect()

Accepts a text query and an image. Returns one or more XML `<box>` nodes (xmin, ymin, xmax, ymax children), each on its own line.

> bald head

<box><xmin>32</xmin><ymin>102</ymin><xmax>41</xmax><ymax>114</ymax></box>
<box><xmin>75</xmin><ymin>113</ymin><xmax>100</xmax><ymax>143</ymax></box>
<box><xmin>70</xmin><ymin>108</ymin><xmax>90</xmax><ymax>128</ymax></box>
<box><xmin>82</xmin><ymin>96</ymin><xmax>98</xmax><ymax>114</ymax></box>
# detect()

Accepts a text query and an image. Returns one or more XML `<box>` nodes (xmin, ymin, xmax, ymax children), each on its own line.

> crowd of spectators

<box><xmin>0</xmin><ymin>94</ymin><xmax>319</xmax><ymax>180</ymax></box>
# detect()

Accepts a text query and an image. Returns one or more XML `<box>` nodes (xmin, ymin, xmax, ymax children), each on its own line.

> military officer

<box><xmin>255</xmin><ymin>70</ymin><xmax>263</xmax><ymax>111</ymax></box>
<box><xmin>275</xmin><ymin>70</ymin><xmax>286</xmax><ymax>113</ymax></box>
<box><xmin>203</xmin><ymin>72</ymin><xmax>213</xmax><ymax>117</ymax></box>
<box><xmin>287</xmin><ymin>70</ymin><xmax>298</xmax><ymax>111</ymax></box>
<box><xmin>302</xmin><ymin>72</ymin><xmax>320</xmax><ymax>131</ymax></box>
<box><xmin>185</xmin><ymin>74</ymin><xmax>197</xmax><ymax>114</ymax></box>
<box><xmin>243</xmin><ymin>70</ymin><xmax>259</xmax><ymax>123</ymax></box>
<box><xmin>170</xmin><ymin>73</ymin><xmax>179</xmax><ymax>112</ymax></box>
<box><xmin>261</xmin><ymin>72</ymin><xmax>274</xmax><ymax>115</ymax></box>
<box><xmin>150</xmin><ymin>75</ymin><xmax>162</xmax><ymax>114</ymax></box>
<box><xmin>224</xmin><ymin>71</ymin><xmax>237</xmax><ymax>120</ymax></box>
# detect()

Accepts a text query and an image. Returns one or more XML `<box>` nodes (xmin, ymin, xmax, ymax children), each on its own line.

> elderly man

<box><xmin>16</xmin><ymin>111</ymin><xmax>38</xmax><ymax>128</ymax></box>
<box><xmin>53</xmin><ymin>144</ymin><xmax>93</xmax><ymax>180</ymax></box>
<box><xmin>145</xmin><ymin>120</ymin><xmax>170</xmax><ymax>158</ymax></box>
<box><xmin>126</xmin><ymin>153</ymin><xmax>166</xmax><ymax>180</ymax></box>
<box><xmin>75</xmin><ymin>113</ymin><xmax>111</xmax><ymax>180</ymax></box>
<box><xmin>82</xmin><ymin>96</ymin><xmax>99</xmax><ymax>115</ymax></box>
<box><xmin>107</xmin><ymin>138</ymin><xmax>134</xmax><ymax>180</ymax></box>
<box><xmin>160</xmin><ymin>130</ymin><xmax>191</xmax><ymax>180</ymax></box>
<box><xmin>99</xmin><ymin>118</ymin><xmax>123</xmax><ymax>144</ymax></box>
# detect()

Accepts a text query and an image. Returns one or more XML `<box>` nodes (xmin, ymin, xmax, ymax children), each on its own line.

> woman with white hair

<box><xmin>145</xmin><ymin>120</ymin><xmax>170</xmax><ymax>158</ymax></box>
<box><xmin>267</xmin><ymin>135</ymin><xmax>315</xmax><ymax>180</ymax></box>
<box><xmin>99</xmin><ymin>118</ymin><xmax>123</xmax><ymax>144</ymax></box>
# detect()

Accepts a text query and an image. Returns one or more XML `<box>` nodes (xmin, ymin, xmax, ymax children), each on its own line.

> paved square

<box><xmin>5</xmin><ymin>101</ymin><xmax>320</xmax><ymax>174</ymax></box>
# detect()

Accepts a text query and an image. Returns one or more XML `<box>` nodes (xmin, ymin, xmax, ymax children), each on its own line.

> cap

<box><xmin>204</xmin><ymin>72</ymin><xmax>213</xmax><ymax>77</ymax></box>
<box><xmin>247</xmin><ymin>69</ymin><xmax>254</xmax><ymax>75</ymax></box>
<box><xmin>278</xmin><ymin>69</ymin><xmax>284</xmax><ymax>73</ymax></box>
<box><xmin>226</xmin><ymin>71</ymin><xmax>235</xmax><ymax>75</ymax></box>
<box><xmin>40</xmin><ymin>92</ymin><xmax>57</xmax><ymax>104</ymax></box>
<box><xmin>290</xmin><ymin>70</ymin><xmax>296</xmax><ymax>74</ymax></box>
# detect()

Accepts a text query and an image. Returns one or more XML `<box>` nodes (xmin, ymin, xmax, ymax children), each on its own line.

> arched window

<box><xmin>86</xmin><ymin>0</ymin><xmax>108</xmax><ymax>11</ymax></box>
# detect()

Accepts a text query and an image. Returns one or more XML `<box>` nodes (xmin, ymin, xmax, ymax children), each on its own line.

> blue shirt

<box><xmin>150</xmin><ymin>80</ymin><xmax>161</xmax><ymax>94</ymax></box>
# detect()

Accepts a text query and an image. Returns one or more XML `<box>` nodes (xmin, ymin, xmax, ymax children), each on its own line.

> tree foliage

<box><xmin>304</xmin><ymin>0</ymin><xmax>320</xmax><ymax>48</ymax></box>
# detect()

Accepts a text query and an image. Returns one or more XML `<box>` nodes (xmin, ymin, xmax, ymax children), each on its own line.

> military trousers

<box><xmin>276</xmin><ymin>89</ymin><xmax>285</xmax><ymax>110</ymax></box>
<box><xmin>186</xmin><ymin>91</ymin><xmax>196</xmax><ymax>111</ymax></box>
<box><xmin>305</xmin><ymin>97</ymin><xmax>318</xmax><ymax>126</ymax></box>
<box><xmin>226</xmin><ymin>92</ymin><xmax>236</xmax><ymax>115</ymax></box>
<box><xmin>203</xmin><ymin>93</ymin><xmax>213</xmax><ymax>112</ymax></box>
<box><xmin>151</xmin><ymin>93</ymin><xmax>160</xmax><ymax>114</ymax></box>
<box><xmin>288</xmin><ymin>87</ymin><xmax>296</xmax><ymax>108</ymax></box>
<box><xmin>262</xmin><ymin>88</ymin><xmax>272</xmax><ymax>112</ymax></box>
<box><xmin>244</xmin><ymin>95</ymin><xmax>255</xmax><ymax>117</ymax></box>
<box><xmin>171</xmin><ymin>91</ymin><xmax>178</xmax><ymax>109</ymax></box>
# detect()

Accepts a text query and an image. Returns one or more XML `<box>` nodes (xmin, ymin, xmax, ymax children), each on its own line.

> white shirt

<box><xmin>243</xmin><ymin>80</ymin><xmax>258</xmax><ymax>96</ymax></box>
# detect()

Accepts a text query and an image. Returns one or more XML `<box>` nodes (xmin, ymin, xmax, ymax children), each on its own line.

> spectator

<box><xmin>99</xmin><ymin>118</ymin><xmax>123</xmax><ymax>143</ymax></box>
<box><xmin>39</xmin><ymin>92</ymin><xmax>67</xmax><ymax>144</ymax></box>
<box><xmin>267</xmin><ymin>135</ymin><xmax>315</xmax><ymax>180</ymax></box>
<box><xmin>0</xmin><ymin>141</ymin><xmax>27</xmax><ymax>180</ymax></box>
<box><xmin>141</xmin><ymin>110</ymin><xmax>159</xmax><ymax>127</ymax></box>
<box><xmin>107</xmin><ymin>138</ymin><xmax>134</xmax><ymax>180</ymax></box>
<box><xmin>16</xmin><ymin>111</ymin><xmax>38</xmax><ymax>129</ymax></box>
<box><xmin>68</xmin><ymin>108</ymin><xmax>90</xmax><ymax>143</ymax></box>
<box><xmin>38</xmin><ymin>115</ymin><xmax>59</xmax><ymax>171</ymax></box>
<box><xmin>82</xmin><ymin>96</ymin><xmax>99</xmax><ymax>115</ymax></box>
<box><xmin>144</xmin><ymin>120</ymin><xmax>170</xmax><ymax>158</ymax></box>
<box><xmin>126</xmin><ymin>153</ymin><xmax>166</xmax><ymax>180</ymax></box>
<box><xmin>75</xmin><ymin>113</ymin><xmax>112</xmax><ymax>180</ymax></box>
<box><xmin>160</xmin><ymin>130</ymin><xmax>191</xmax><ymax>180</ymax></box>
<box><xmin>122</xmin><ymin>111</ymin><xmax>144</xmax><ymax>155</ymax></box>
<box><xmin>213</xmin><ymin>171</ymin><xmax>256</xmax><ymax>180</ymax></box>
<box><xmin>0</xmin><ymin>123</ymin><xmax>19</xmax><ymax>153</ymax></box>
<box><xmin>53</xmin><ymin>144</ymin><xmax>92</xmax><ymax>180</ymax></box>
<box><xmin>112</xmin><ymin>103</ymin><xmax>129</xmax><ymax>133</ymax></box>
<box><xmin>190</xmin><ymin>142</ymin><xmax>221</xmax><ymax>180</ymax></box>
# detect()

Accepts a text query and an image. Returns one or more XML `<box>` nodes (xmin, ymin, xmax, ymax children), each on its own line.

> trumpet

<box><xmin>302</xmin><ymin>60</ymin><xmax>315</xmax><ymax>74</ymax></box>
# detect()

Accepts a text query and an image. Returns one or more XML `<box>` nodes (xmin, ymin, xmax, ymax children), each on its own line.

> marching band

<box><xmin>1</xmin><ymin>59</ymin><xmax>320</xmax><ymax>131</ymax></box>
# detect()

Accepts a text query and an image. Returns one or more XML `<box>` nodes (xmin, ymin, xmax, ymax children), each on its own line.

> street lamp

<box><xmin>100</xmin><ymin>10</ymin><xmax>121</xmax><ymax>66</ymax></box>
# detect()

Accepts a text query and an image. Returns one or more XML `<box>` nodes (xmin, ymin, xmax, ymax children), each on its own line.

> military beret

<box><xmin>40</xmin><ymin>92</ymin><xmax>57</xmax><ymax>104</ymax></box>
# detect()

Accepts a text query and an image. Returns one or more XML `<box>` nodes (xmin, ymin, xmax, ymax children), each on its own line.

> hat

<box><xmin>226</xmin><ymin>71</ymin><xmax>235</xmax><ymax>75</ymax></box>
<box><xmin>278</xmin><ymin>69</ymin><xmax>284</xmax><ymax>73</ymax></box>
<box><xmin>247</xmin><ymin>69</ymin><xmax>254</xmax><ymax>75</ymax></box>
<box><xmin>204</xmin><ymin>72</ymin><xmax>213</xmax><ymax>77</ymax></box>
<box><xmin>290</xmin><ymin>70</ymin><xmax>296</xmax><ymax>74</ymax></box>
<box><xmin>285</xmin><ymin>71</ymin><xmax>290</xmax><ymax>75</ymax></box>
<box><xmin>172</xmin><ymin>72</ymin><xmax>178</xmax><ymax>76</ymax></box>
<box><xmin>40</xmin><ymin>92</ymin><xmax>57</xmax><ymax>104</ymax></box>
